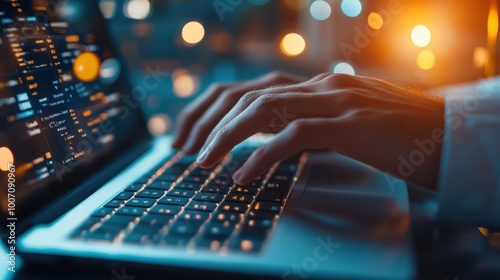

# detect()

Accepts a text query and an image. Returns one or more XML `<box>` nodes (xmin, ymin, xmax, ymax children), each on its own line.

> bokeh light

<box><xmin>100</xmin><ymin>58</ymin><xmax>121</xmax><ymax>85</ymax></box>
<box><xmin>73</xmin><ymin>52</ymin><xmax>101</xmax><ymax>82</ymax></box>
<box><xmin>147</xmin><ymin>114</ymin><xmax>171</xmax><ymax>136</ymax></box>
<box><xmin>473</xmin><ymin>47</ymin><xmax>488</xmax><ymax>68</ymax></box>
<box><xmin>0</xmin><ymin>147</ymin><xmax>14</xmax><ymax>172</ymax></box>
<box><xmin>367</xmin><ymin>12</ymin><xmax>383</xmax><ymax>30</ymax></box>
<box><xmin>341</xmin><ymin>0</ymin><xmax>362</xmax><ymax>18</ymax></box>
<box><xmin>124</xmin><ymin>0</ymin><xmax>151</xmax><ymax>20</ymax></box>
<box><xmin>411</xmin><ymin>25</ymin><xmax>431</xmax><ymax>47</ymax></box>
<box><xmin>417</xmin><ymin>50</ymin><xmax>435</xmax><ymax>70</ymax></box>
<box><xmin>173</xmin><ymin>70</ymin><xmax>199</xmax><ymax>98</ymax></box>
<box><xmin>332</xmin><ymin>62</ymin><xmax>356</xmax><ymax>75</ymax></box>
<box><xmin>182</xmin><ymin>21</ymin><xmax>205</xmax><ymax>45</ymax></box>
<box><xmin>280</xmin><ymin>33</ymin><xmax>306</xmax><ymax>56</ymax></box>
<box><xmin>310</xmin><ymin>0</ymin><xmax>332</xmax><ymax>21</ymax></box>
<box><xmin>99</xmin><ymin>0</ymin><xmax>116</xmax><ymax>19</ymax></box>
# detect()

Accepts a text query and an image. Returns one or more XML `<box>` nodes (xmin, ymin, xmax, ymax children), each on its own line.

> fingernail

<box><xmin>233</xmin><ymin>168</ymin><xmax>244</xmax><ymax>184</ymax></box>
<box><xmin>196</xmin><ymin>149</ymin><xmax>208</xmax><ymax>164</ymax></box>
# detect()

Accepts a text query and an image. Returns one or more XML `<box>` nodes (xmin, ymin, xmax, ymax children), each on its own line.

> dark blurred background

<box><xmin>97</xmin><ymin>0</ymin><xmax>498</xmax><ymax>136</ymax></box>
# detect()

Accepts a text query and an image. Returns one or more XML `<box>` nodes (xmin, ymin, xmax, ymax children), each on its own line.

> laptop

<box><xmin>0</xmin><ymin>1</ymin><xmax>415</xmax><ymax>279</ymax></box>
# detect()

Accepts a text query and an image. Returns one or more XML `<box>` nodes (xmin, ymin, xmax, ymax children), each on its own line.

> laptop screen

<box><xmin>0</xmin><ymin>1</ymin><xmax>149</xmax><ymax>221</ymax></box>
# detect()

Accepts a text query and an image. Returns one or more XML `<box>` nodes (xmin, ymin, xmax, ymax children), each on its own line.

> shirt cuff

<box><xmin>436</xmin><ymin>78</ymin><xmax>500</xmax><ymax>228</ymax></box>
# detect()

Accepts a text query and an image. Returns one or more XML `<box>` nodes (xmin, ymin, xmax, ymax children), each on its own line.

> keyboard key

<box><xmin>113</xmin><ymin>191</ymin><xmax>134</xmax><ymax>200</ymax></box>
<box><xmin>104</xmin><ymin>199</ymin><xmax>125</xmax><ymax>208</ymax></box>
<box><xmin>178</xmin><ymin>210</ymin><xmax>210</xmax><ymax>222</ymax></box>
<box><xmin>218</xmin><ymin>202</ymin><xmax>249</xmax><ymax>213</ymax></box>
<box><xmin>91</xmin><ymin>207</ymin><xmax>114</xmax><ymax>218</ymax></box>
<box><xmin>193</xmin><ymin>193</ymin><xmax>224</xmax><ymax>203</ymax></box>
<box><xmin>86</xmin><ymin>225</ymin><xmax>121</xmax><ymax>241</ymax></box>
<box><xmin>201</xmin><ymin>185</ymin><xmax>229</xmax><ymax>194</ymax></box>
<box><xmin>238</xmin><ymin>181</ymin><xmax>261</xmax><ymax>188</ymax></box>
<box><xmin>162</xmin><ymin>235</ymin><xmax>192</xmax><ymax>246</ymax></box>
<box><xmin>211</xmin><ymin>177</ymin><xmax>233</xmax><ymax>187</ymax></box>
<box><xmin>139</xmin><ymin>213</ymin><xmax>173</xmax><ymax>227</ymax></box>
<box><xmin>136</xmin><ymin>189</ymin><xmax>164</xmax><ymax>199</ymax></box>
<box><xmin>202</xmin><ymin>222</ymin><xmax>235</xmax><ymax>239</ymax></box>
<box><xmin>115</xmin><ymin>207</ymin><xmax>146</xmax><ymax>217</ymax></box>
<box><xmin>167</xmin><ymin>189</ymin><xmax>196</xmax><ymax>198</ymax></box>
<box><xmin>225</xmin><ymin>194</ymin><xmax>254</xmax><ymax>204</ymax></box>
<box><xmin>146</xmin><ymin>181</ymin><xmax>173</xmax><ymax>190</ymax></box>
<box><xmin>123</xmin><ymin>233</ymin><xmax>151</xmax><ymax>244</ymax></box>
<box><xmin>158</xmin><ymin>196</ymin><xmax>190</xmax><ymax>206</ymax></box>
<box><xmin>244</xmin><ymin>218</ymin><xmax>274</xmax><ymax>230</ymax></box>
<box><xmin>168</xmin><ymin>221</ymin><xmax>202</xmax><ymax>237</ymax></box>
<box><xmin>157</xmin><ymin>174</ymin><xmax>180</xmax><ymax>182</ymax></box>
<box><xmin>134</xmin><ymin>177</ymin><xmax>151</xmax><ymax>184</ymax></box>
<box><xmin>174</xmin><ymin>182</ymin><xmax>199</xmax><ymax>190</ymax></box>
<box><xmin>248</xmin><ymin>211</ymin><xmax>277</xmax><ymax>220</ymax></box>
<box><xmin>256</xmin><ymin>181</ymin><xmax>290</xmax><ymax>203</ymax></box>
<box><xmin>228</xmin><ymin>237</ymin><xmax>263</xmax><ymax>252</ymax></box>
<box><xmin>150</xmin><ymin>204</ymin><xmax>182</xmax><ymax>215</ymax></box>
<box><xmin>189</xmin><ymin>168</ymin><xmax>212</xmax><ymax>177</ymax></box>
<box><xmin>126</xmin><ymin>198</ymin><xmax>156</xmax><ymax>208</ymax></box>
<box><xmin>252</xmin><ymin>202</ymin><xmax>282</xmax><ymax>213</ymax></box>
<box><xmin>212</xmin><ymin>211</ymin><xmax>243</xmax><ymax>224</ymax></box>
<box><xmin>186</xmin><ymin>201</ymin><xmax>217</xmax><ymax>212</ymax></box>
<box><xmin>69</xmin><ymin>217</ymin><xmax>102</xmax><ymax>238</ymax></box>
<box><xmin>125</xmin><ymin>183</ymin><xmax>144</xmax><ymax>192</ymax></box>
<box><xmin>102</xmin><ymin>215</ymin><xmax>137</xmax><ymax>226</ymax></box>
<box><xmin>182</xmin><ymin>174</ymin><xmax>205</xmax><ymax>183</ymax></box>
<box><xmin>231</xmin><ymin>186</ymin><xmax>258</xmax><ymax>195</ymax></box>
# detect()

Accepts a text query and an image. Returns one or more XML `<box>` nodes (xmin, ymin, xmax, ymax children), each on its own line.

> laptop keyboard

<box><xmin>70</xmin><ymin>146</ymin><xmax>303</xmax><ymax>253</ymax></box>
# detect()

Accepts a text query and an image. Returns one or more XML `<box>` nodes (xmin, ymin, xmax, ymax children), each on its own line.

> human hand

<box><xmin>174</xmin><ymin>72</ymin><xmax>445</xmax><ymax>190</ymax></box>
<box><xmin>172</xmin><ymin>71</ymin><xmax>306</xmax><ymax>153</ymax></box>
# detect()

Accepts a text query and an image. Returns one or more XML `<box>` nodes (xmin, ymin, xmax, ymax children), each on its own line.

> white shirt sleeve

<box><xmin>437</xmin><ymin>78</ymin><xmax>500</xmax><ymax>228</ymax></box>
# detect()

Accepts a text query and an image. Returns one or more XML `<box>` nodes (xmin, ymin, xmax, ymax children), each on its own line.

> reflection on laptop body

<box><xmin>0</xmin><ymin>1</ymin><xmax>415</xmax><ymax>279</ymax></box>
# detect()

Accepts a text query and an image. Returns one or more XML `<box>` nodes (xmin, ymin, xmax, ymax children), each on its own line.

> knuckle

<box><xmin>324</xmin><ymin>73</ymin><xmax>357</xmax><ymax>88</ymax></box>
<box><xmin>264</xmin><ymin>71</ymin><xmax>283</xmax><ymax>82</ymax></box>
<box><xmin>215</xmin><ymin>124</ymin><xmax>230</xmax><ymax>140</ymax></box>
<box><xmin>288</xmin><ymin>119</ymin><xmax>310</xmax><ymax>136</ymax></box>
<box><xmin>240</xmin><ymin>90</ymin><xmax>261</xmax><ymax>105</ymax></box>
<box><xmin>254</xmin><ymin>94</ymin><xmax>279</xmax><ymax>109</ymax></box>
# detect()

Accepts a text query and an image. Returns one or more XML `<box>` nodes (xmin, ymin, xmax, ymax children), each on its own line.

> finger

<box><xmin>183</xmin><ymin>73</ymin><xmax>305</xmax><ymax>153</ymax></box>
<box><xmin>197</xmin><ymin>93</ymin><xmax>328</xmax><ymax>168</ymax></box>
<box><xmin>172</xmin><ymin>83</ymin><xmax>232</xmax><ymax>148</ymax></box>
<box><xmin>199</xmin><ymin>83</ymin><xmax>311</xmax><ymax>154</ymax></box>
<box><xmin>233</xmin><ymin>118</ymin><xmax>342</xmax><ymax>184</ymax></box>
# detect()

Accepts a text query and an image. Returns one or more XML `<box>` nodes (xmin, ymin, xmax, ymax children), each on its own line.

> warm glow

<box><xmin>367</xmin><ymin>12</ymin><xmax>384</xmax><ymax>30</ymax></box>
<box><xmin>488</xmin><ymin>2</ymin><xmax>499</xmax><ymax>41</ymax></box>
<box><xmin>479</xmin><ymin>227</ymin><xmax>489</xmax><ymax>237</ymax></box>
<box><xmin>341</xmin><ymin>0</ymin><xmax>362</xmax><ymax>18</ymax></box>
<box><xmin>333</xmin><ymin>62</ymin><xmax>355</xmax><ymax>75</ymax></box>
<box><xmin>73</xmin><ymin>52</ymin><xmax>100</xmax><ymax>82</ymax></box>
<box><xmin>147</xmin><ymin>114</ymin><xmax>171</xmax><ymax>136</ymax></box>
<box><xmin>474</xmin><ymin>47</ymin><xmax>488</xmax><ymax>68</ymax></box>
<box><xmin>280</xmin><ymin>33</ymin><xmax>306</xmax><ymax>56</ymax></box>
<box><xmin>310</xmin><ymin>0</ymin><xmax>332</xmax><ymax>21</ymax></box>
<box><xmin>0</xmin><ymin>147</ymin><xmax>14</xmax><ymax>171</ymax></box>
<box><xmin>411</xmin><ymin>25</ymin><xmax>431</xmax><ymax>47</ymax></box>
<box><xmin>182</xmin><ymin>21</ymin><xmax>205</xmax><ymax>45</ymax></box>
<box><xmin>124</xmin><ymin>0</ymin><xmax>151</xmax><ymax>20</ymax></box>
<box><xmin>417</xmin><ymin>50</ymin><xmax>435</xmax><ymax>70</ymax></box>
<box><xmin>173</xmin><ymin>72</ymin><xmax>198</xmax><ymax>97</ymax></box>
<box><xmin>284</xmin><ymin>0</ymin><xmax>308</xmax><ymax>10</ymax></box>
